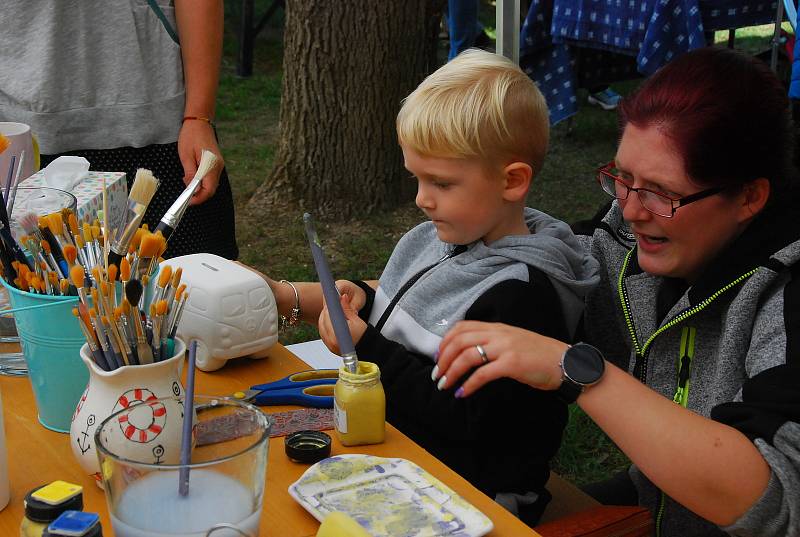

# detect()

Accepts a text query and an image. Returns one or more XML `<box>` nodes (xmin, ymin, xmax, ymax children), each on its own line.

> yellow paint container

<box><xmin>333</xmin><ymin>362</ymin><xmax>385</xmax><ymax>446</ymax></box>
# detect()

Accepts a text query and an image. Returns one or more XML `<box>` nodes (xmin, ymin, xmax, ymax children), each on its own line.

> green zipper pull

<box><xmin>672</xmin><ymin>327</ymin><xmax>695</xmax><ymax>408</ymax></box>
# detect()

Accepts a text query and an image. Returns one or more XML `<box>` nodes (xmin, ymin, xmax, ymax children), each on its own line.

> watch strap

<box><xmin>555</xmin><ymin>377</ymin><xmax>582</xmax><ymax>404</ymax></box>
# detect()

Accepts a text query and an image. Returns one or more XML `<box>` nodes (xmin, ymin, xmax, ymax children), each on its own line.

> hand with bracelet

<box><xmin>178</xmin><ymin>116</ymin><xmax>223</xmax><ymax>205</ymax></box>
<box><xmin>259</xmin><ymin>276</ymin><xmax>374</xmax><ymax>332</ymax></box>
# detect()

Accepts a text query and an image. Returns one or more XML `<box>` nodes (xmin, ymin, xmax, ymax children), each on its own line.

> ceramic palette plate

<box><xmin>288</xmin><ymin>454</ymin><xmax>494</xmax><ymax>537</ymax></box>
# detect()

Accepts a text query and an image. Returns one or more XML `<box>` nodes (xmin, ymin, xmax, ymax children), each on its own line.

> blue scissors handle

<box><xmin>253</xmin><ymin>384</ymin><xmax>334</xmax><ymax>408</ymax></box>
<box><xmin>250</xmin><ymin>369</ymin><xmax>338</xmax><ymax>392</ymax></box>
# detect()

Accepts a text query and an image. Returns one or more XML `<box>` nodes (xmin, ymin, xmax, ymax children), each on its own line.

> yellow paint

<box><xmin>334</xmin><ymin>362</ymin><xmax>385</xmax><ymax>447</ymax></box>
<box><xmin>29</xmin><ymin>481</ymin><xmax>82</xmax><ymax>505</ymax></box>
<box><xmin>316</xmin><ymin>512</ymin><xmax>371</xmax><ymax>537</ymax></box>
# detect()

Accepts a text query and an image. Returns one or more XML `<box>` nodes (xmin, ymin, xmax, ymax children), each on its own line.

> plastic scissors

<box><xmin>229</xmin><ymin>369</ymin><xmax>338</xmax><ymax>409</ymax></box>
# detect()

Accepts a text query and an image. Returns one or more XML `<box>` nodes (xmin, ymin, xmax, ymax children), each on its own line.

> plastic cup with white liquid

<box><xmin>95</xmin><ymin>395</ymin><xmax>271</xmax><ymax>537</ymax></box>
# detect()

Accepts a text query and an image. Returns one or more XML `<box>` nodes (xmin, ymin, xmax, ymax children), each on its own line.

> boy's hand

<box><xmin>332</xmin><ymin>280</ymin><xmax>367</xmax><ymax>311</ymax></box>
<box><xmin>319</xmin><ymin>293</ymin><xmax>368</xmax><ymax>355</ymax></box>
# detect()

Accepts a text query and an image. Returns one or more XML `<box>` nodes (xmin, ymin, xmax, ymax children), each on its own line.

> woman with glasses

<box><xmin>433</xmin><ymin>46</ymin><xmax>800</xmax><ymax>536</ymax></box>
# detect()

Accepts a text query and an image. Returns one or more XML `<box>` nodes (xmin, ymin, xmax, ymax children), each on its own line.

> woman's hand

<box><xmin>318</xmin><ymin>283</ymin><xmax>368</xmax><ymax>354</ymax></box>
<box><xmin>177</xmin><ymin>119</ymin><xmax>223</xmax><ymax>205</ymax></box>
<box><xmin>435</xmin><ymin>321</ymin><xmax>569</xmax><ymax>397</ymax></box>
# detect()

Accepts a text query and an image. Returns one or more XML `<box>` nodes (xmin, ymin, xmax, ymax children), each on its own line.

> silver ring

<box><xmin>475</xmin><ymin>344</ymin><xmax>489</xmax><ymax>365</ymax></box>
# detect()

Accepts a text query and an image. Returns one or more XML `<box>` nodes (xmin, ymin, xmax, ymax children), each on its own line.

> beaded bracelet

<box><xmin>279</xmin><ymin>280</ymin><xmax>301</xmax><ymax>329</ymax></box>
<box><xmin>182</xmin><ymin>116</ymin><xmax>215</xmax><ymax>128</ymax></box>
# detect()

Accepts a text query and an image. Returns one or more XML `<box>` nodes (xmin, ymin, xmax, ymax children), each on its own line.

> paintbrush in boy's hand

<box><xmin>303</xmin><ymin>212</ymin><xmax>358</xmax><ymax>374</ymax></box>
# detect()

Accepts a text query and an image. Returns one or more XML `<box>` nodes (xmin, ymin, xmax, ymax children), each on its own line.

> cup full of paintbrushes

<box><xmin>0</xmin><ymin>207</ymin><xmax>157</xmax><ymax>430</ymax></box>
<box><xmin>9</xmin><ymin>187</ymin><xmax>77</xmax><ymax>240</ymax></box>
<box><xmin>0</xmin><ymin>187</ymin><xmax>77</xmax><ymax>357</ymax></box>
<box><xmin>69</xmin><ymin>336</ymin><xmax>189</xmax><ymax>482</ymax></box>
<box><xmin>0</xmin><ymin>276</ymin><xmax>87</xmax><ymax>433</ymax></box>
<box><xmin>71</xmin><ymin>259</ymin><xmax>182</xmax><ymax>373</ymax></box>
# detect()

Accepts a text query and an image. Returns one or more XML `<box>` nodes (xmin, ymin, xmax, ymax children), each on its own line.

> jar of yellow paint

<box><xmin>333</xmin><ymin>362</ymin><xmax>385</xmax><ymax>446</ymax></box>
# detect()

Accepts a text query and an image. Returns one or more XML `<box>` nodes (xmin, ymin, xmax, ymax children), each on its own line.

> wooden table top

<box><xmin>0</xmin><ymin>342</ymin><xmax>540</xmax><ymax>536</ymax></box>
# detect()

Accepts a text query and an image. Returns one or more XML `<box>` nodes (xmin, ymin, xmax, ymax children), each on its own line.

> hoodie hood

<box><xmin>371</xmin><ymin>208</ymin><xmax>599</xmax><ymax>354</ymax></box>
<box><xmin>470</xmin><ymin>207</ymin><xmax>601</xmax><ymax>302</ymax></box>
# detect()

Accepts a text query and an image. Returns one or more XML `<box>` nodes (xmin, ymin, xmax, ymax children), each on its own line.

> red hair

<box><xmin>619</xmin><ymin>47</ymin><xmax>795</xmax><ymax>197</ymax></box>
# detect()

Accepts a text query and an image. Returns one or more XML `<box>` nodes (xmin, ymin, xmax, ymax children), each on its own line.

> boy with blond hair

<box><xmin>272</xmin><ymin>49</ymin><xmax>599</xmax><ymax>524</ymax></box>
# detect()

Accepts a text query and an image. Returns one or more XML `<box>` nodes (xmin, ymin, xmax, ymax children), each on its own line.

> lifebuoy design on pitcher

<box><xmin>113</xmin><ymin>388</ymin><xmax>167</xmax><ymax>443</ymax></box>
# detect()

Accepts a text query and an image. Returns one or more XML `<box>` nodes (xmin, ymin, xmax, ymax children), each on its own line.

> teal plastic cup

<box><xmin>0</xmin><ymin>279</ymin><xmax>85</xmax><ymax>433</ymax></box>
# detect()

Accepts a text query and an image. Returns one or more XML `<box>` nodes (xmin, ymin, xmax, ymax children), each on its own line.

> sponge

<box><xmin>316</xmin><ymin>512</ymin><xmax>372</xmax><ymax>537</ymax></box>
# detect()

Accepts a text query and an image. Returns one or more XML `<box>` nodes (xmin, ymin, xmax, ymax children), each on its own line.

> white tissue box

<box><xmin>14</xmin><ymin>170</ymin><xmax>127</xmax><ymax>234</ymax></box>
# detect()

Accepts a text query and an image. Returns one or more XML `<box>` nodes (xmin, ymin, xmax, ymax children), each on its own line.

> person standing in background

<box><xmin>447</xmin><ymin>0</ymin><xmax>493</xmax><ymax>60</ymax></box>
<box><xmin>0</xmin><ymin>0</ymin><xmax>238</xmax><ymax>260</ymax></box>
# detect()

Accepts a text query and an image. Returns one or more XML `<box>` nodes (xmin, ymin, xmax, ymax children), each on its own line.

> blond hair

<box><xmin>397</xmin><ymin>49</ymin><xmax>549</xmax><ymax>174</ymax></box>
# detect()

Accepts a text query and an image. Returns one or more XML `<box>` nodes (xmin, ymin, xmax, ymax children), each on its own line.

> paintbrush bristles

<box><xmin>138</xmin><ymin>233</ymin><xmax>160</xmax><ymax>259</ymax></box>
<box><xmin>194</xmin><ymin>150</ymin><xmax>219</xmax><ymax>181</ymax></box>
<box><xmin>47</xmin><ymin>213</ymin><xmax>64</xmax><ymax>236</ymax></box>
<box><xmin>70</xmin><ymin>264</ymin><xmax>85</xmax><ymax>288</ymax></box>
<box><xmin>120</xmin><ymin>258</ymin><xmax>130</xmax><ymax>281</ymax></box>
<box><xmin>172</xmin><ymin>268</ymin><xmax>182</xmax><ymax>287</ymax></box>
<box><xmin>68</xmin><ymin>213</ymin><xmax>79</xmax><ymax>236</ymax></box>
<box><xmin>157</xmin><ymin>265</ymin><xmax>172</xmax><ymax>287</ymax></box>
<box><xmin>63</xmin><ymin>244</ymin><xmax>77</xmax><ymax>265</ymax></box>
<box><xmin>107</xmin><ymin>264</ymin><xmax>118</xmax><ymax>283</ymax></box>
<box><xmin>19</xmin><ymin>212</ymin><xmax>39</xmax><ymax>237</ymax></box>
<box><xmin>130</xmin><ymin>169</ymin><xmax>160</xmax><ymax>206</ymax></box>
<box><xmin>124</xmin><ymin>279</ymin><xmax>143</xmax><ymax>306</ymax></box>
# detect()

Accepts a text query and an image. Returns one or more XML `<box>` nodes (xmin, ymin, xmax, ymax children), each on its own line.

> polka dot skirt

<box><xmin>41</xmin><ymin>142</ymin><xmax>239</xmax><ymax>260</ymax></box>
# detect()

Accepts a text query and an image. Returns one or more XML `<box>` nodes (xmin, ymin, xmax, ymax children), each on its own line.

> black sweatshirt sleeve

<box><xmin>355</xmin><ymin>267</ymin><xmax>569</xmax><ymax>500</ymax></box>
<box><xmin>349</xmin><ymin>280</ymin><xmax>375</xmax><ymax>322</ymax></box>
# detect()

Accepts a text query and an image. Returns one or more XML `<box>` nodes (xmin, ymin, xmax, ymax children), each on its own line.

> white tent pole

<box><xmin>496</xmin><ymin>0</ymin><xmax>520</xmax><ymax>64</ymax></box>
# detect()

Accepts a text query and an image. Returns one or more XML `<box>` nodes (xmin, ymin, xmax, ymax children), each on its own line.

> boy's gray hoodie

<box><xmin>369</xmin><ymin>207</ymin><xmax>600</xmax><ymax>357</ymax></box>
<box><xmin>354</xmin><ymin>207</ymin><xmax>599</xmax><ymax>522</ymax></box>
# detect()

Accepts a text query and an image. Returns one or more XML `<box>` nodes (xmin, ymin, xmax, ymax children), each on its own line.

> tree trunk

<box><xmin>251</xmin><ymin>0</ymin><xmax>444</xmax><ymax>220</ymax></box>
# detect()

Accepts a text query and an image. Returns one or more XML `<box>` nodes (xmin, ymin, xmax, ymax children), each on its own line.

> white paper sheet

<box><xmin>286</xmin><ymin>339</ymin><xmax>343</xmax><ymax>370</ymax></box>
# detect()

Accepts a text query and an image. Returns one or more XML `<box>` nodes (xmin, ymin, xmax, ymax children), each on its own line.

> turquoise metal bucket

<box><xmin>0</xmin><ymin>279</ymin><xmax>85</xmax><ymax>433</ymax></box>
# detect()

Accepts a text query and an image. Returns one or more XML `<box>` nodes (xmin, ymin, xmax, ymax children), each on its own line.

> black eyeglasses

<box><xmin>596</xmin><ymin>162</ymin><xmax>726</xmax><ymax>218</ymax></box>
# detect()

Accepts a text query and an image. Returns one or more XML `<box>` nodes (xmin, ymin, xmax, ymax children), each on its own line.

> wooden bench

<box><xmin>535</xmin><ymin>473</ymin><xmax>653</xmax><ymax>536</ymax></box>
<box><xmin>539</xmin><ymin>472</ymin><xmax>600</xmax><ymax>524</ymax></box>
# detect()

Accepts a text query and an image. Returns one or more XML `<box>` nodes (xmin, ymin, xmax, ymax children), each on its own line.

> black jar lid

<box><xmin>24</xmin><ymin>485</ymin><xmax>84</xmax><ymax>523</ymax></box>
<box><xmin>285</xmin><ymin>430</ymin><xmax>332</xmax><ymax>464</ymax></box>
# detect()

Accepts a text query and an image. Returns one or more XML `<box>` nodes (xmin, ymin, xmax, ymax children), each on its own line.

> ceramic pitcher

<box><xmin>70</xmin><ymin>338</ymin><xmax>187</xmax><ymax>485</ymax></box>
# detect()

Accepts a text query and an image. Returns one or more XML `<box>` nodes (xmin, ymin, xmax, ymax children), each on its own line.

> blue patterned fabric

<box><xmin>791</xmin><ymin>27</ymin><xmax>800</xmax><ymax>99</ymax></box>
<box><xmin>522</xmin><ymin>0</ymin><xmax>778</xmax><ymax>124</ymax></box>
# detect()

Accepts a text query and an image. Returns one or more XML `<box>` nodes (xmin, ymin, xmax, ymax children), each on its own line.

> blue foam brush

<box><xmin>179</xmin><ymin>339</ymin><xmax>197</xmax><ymax>496</ymax></box>
<box><xmin>303</xmin><ymin>213</ymin><xmax>358</xmax><ymax>374</ymax></box>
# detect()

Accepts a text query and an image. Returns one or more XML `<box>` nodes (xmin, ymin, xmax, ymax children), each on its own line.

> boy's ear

<box><xmin>502</xmin><ymin>162</ymin><xmax>533</xmax><ymax>202</ymax></box>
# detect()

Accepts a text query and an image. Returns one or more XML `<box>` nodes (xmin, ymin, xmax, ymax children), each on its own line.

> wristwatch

<box><xmin>555</xmin><ymin>343</ymin><xmax>606</xmax><ymax>404</ymax></box>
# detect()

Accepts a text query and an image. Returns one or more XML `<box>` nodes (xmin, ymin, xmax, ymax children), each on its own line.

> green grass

<box><xmin>215</xmin><ymin>18</ymin><xmax>781</xmax><ymax>487</ymax></box>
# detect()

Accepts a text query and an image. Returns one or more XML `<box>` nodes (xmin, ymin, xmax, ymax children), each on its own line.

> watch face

<box><xmin>564</xmin><ymin>344</ymin><xmax>604</xmax><ymax>385</ymax></box>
